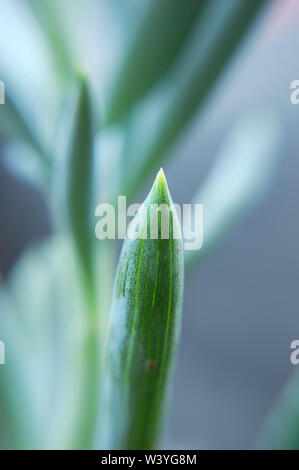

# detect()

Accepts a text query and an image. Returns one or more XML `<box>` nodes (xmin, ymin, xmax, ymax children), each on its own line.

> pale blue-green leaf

<box><xmin>53</xmin><ymin>75</ymin><xmax>96</xmax><ymax>298</ymax></box>
<box><xmin>25</xmin><ymin>0</ymin><xmax>75</xmax><ymax>79</ymax></box>
<box><xmin>0</xmin><ymin>93</ymin><xmax>49</xmax><ymax>166</ymax></box>
<box><xmin>256</xmin><ymin>370</ymin><xmax>299</xmax><ymax>450</ymax></box>
<box><xmin>122</xmin><ymin>0</ymin><xmax>268</xmax><ymax>199</ymax></box>
<box><xmin>0</xmin><ymin>236</ymin><xmax>99</xmax><ymax>449</ymax></box>
<box><xmin>185</xmin><ymin>110</ymin><xmax>282</xmax><ymax>270</ymax></box>
<box><xmin>0</xmin><ymin>0</ymin><xmax>60</xmax><ymax>155</ymax></box>
<box><xmin>105</xmin><ymin>0</ymin><xmax>208</xmax><ymax>123</ymax></box>
<box><xmin>0</xmin><ymin>287</ymin><xmax>35</xmax><ymax>449</ymax></box>
<box><xmin>1</xmin><ymin>142</ymin><xmax>47</xmax><ymax>191</ymax></box>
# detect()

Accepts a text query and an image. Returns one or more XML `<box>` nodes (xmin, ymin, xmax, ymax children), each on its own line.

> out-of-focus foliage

<box><xmin>0</xmin><ymin>0</ymin><xmax>285</xmax><ymax>451</ymax></box>
<box><xmin>1</xmin><ymin>141</ymin><xmax>47</xmax><ymax>191</ymax></box>
<box><xmin>185</xmin><ymin>110</ymin><xmax>282</xmax><ymax>269</ymax></box>
<box><xmin>257</xmin><ymin>371</ymin><xmax>299</xmax><ymax>449</ymax></box>
<box><xmin>118</xmin><ymin>0</ymin><xmax>268</xmax><ymax>198</ymax></box>
<box><xmin>53</xmin><ymin>74</ymin><xmax>96</xmax><ymax>297</ymax></box>
<box><xmin>105</xmin><ymin>0</ymin><xmax>208</xmax><ymax>123</ymax></box>
<box><xmin>27</xmin><ymin>0</ymin><xmax>75</xmax><ymax>79</ymax></box>
<box><xmin>0</xmin><ymin>237</ymin><xmax>87</xmax><ymax>449</ymax></box>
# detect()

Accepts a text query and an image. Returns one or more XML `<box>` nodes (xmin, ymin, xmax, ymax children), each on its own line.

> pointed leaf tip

<box><xmin>157</xmin><ymin>167</ymin><xmax>165</xmax><ymax>181</ymax></box>
<box><xmin>76</xmin><ymin>65</ymin><xmax>87</xmax><ymax>82</ymax></box>
<box><xmin>150</xmin><ymin>168</ymin><xmax>172</xmax><ymax>205</ymax></box>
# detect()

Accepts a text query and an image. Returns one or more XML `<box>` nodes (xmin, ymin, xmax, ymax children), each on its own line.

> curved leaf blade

<box><xmin>26</xmin><ymin>0</ymin><xmax>74</xmax><ymax>79</ymax></box>
<box><xmin>105</xmin><ymin>0</ymin><xmax>208</xmax><ymax>123</ymax></box>
<box><xmin>54</xmin><ymin>73</ymin><xmax>96</xmax><ymax>296</ymax></box>
<box><xmin>185</xmin><ymin>110</ymin><xmax>282</xmax><ymax>271</ymax></box>
<box><xmin>257</xmin><ymin>371</ymin><xmax>299</xmax><ymax>450</ymax></box>
<box><xmin>0</xmin><ymin>92</ymin><xmax>48</xmax><ymax>165</ymax></box>
<box><xmin>124</xmin><ymin>0</ymin><xmax>268</xmax><ymax>199</ymax></box>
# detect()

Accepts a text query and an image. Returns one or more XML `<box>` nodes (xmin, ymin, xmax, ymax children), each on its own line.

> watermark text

<box><xmin>0</xmin><ymin>80</ymin><xmax>5</xmax><ymax>104</ymax></box>
<box><xmin>95</xmin><ymin>197</ymin><xmax>203</xmax><ymax>251</ymax></box>
<box><xmin>290</xmin><ymin>340</ymin><xmax>299</xmax><ymax>365</ymax></box>
<box><xmin>290</xmin><ymin>80</ymin><xmax>299</xmax><ymax>105</ymax></box>
<box><xmin>0</xmin><ymin>340</ymin><xmax>5</xmax><ymax>365</ymax></box>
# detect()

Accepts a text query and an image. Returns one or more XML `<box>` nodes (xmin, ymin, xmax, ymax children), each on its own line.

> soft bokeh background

<box><xmin>0</xmin><ymin>0</ymin><xmax>299</xmax><ymax>449</ymax></box>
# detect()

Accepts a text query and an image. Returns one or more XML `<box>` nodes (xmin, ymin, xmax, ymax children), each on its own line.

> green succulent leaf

<box><xmin>257</xmin><ymin>370</ymin><xmax>299</xmax><ymax>450</ymax></box>
<box><xmin>26</xmin><ymin>0</ymin><xmax>74</xmax><ymax>79</ymax></box>
<box><xmin>0</xmin><ymin>93</ymin><xmax>48</xmax><ymax>164</ymax></box>
<box><xmin>123</xmin><ymin>0</ymin><xmax>268</xmax><ymax>199</ymax></box>
<box><xmin>0</xmin><ymin>287</ymin><xmax>34</xmax><ymax>450</ymax></box>
<box><xmin>0</xmin><ymin>236</ymin><xmax>89</xmax><ymax>449</ymax></box>
<box><xmin>54</xmin><ymin>73</ymin><xmax>96</xmax><ymax>298</ymax></box>
<box><xmin>0</xmin><ymin>94</ymin><xmax>30</xmax><ymax>142</ymax></box>
<box><xmin>105</xmin><ymin>0</ymin><xmax>208</xmax><ymax>123</ymax></box>
<box><xmin>105</xmin><ymin>169</ymin><xmax>184</xmax><ymax>450</ymax></box>
<box><xmin>51</xmin><ymin>76</ymin><xmax>102</xmax><ymax>449</ymax></box>
<box><xmin>0</xmin><ymin>1</ymin><xmax>60</xmax><ymax>161</ymax></box>
<box><xmin>1</xmin><ymin>141</ymin><xmax>47</xmax><ymax>191</ymax></box>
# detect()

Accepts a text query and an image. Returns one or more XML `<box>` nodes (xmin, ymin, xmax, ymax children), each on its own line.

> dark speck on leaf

<box><xmin>146</xmin><ymin>360</ymin><xmax>156</xmax><ymax>370</ymax></box>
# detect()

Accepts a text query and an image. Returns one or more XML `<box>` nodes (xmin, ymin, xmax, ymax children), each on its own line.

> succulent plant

<box><xmin>0</xmin><ymin>0</ymin><xmax>281</xmax><ymax>450</ymax></box>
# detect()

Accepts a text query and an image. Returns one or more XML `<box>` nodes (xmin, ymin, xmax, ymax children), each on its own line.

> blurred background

<box><xmin>0</xmin><ymin>0</ymin><xmax>299</xmax><ymax>450</ymax></box>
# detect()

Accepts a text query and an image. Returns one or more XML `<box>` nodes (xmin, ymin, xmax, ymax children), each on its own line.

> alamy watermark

<box><xmin>0</xmin><ymin>80</ymin><xmax>5</xmax><ymax>104</ymax></box>
<box><xmin>290</xmin><ymin>80</ymin><xmax>299</xmax><ymax>105</ymax></box>
<box><xmin>95</xmin><ymin>197</ymin><xmax>203</xmax><ymax>251</ymax></box>
<box><xmin>290</xmin><ymin>340</ymin><xmax>299</xmax><ymax>365</ymax></box>
<box><xmin>0</xmin><ymin>341</ymin><xmax>5</xmax><ymax>365</ymax></box>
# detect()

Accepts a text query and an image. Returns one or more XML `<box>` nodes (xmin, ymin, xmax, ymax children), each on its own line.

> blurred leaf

<box><xmin>0</xmin><ymin>235</ymin><xmax>101</xmax><ymax>449</ymax></box>
<box><xmin>51</xmin><ymin>77</ymin><xmax>102</xmax><ymax>449</ymax></box>
<box><xmin>185</xmin><ymin>110</ymin><xmax>282</xmax><ymax>270</ymax></box>
<box><xmin>257</xmin><ymin>370</ymin><xmax>299</xmax><ymax>450</ymax></box>
<box><xmin>0</xmin><ymin>236</ymin><xmax>87</xmax><ymax>449</ymax></box>
<box><xmin>105</xmin><ymin>0</ymin><xmax>208</xmax><ymax>123</ymax></box>
<box><xmin>0</xmin><ymin>0</ymin><xmax>61</xmax><ymax>155</ymax></box>
<box><xmin>26</xmin><ymin>0</ymin><xmax>74</xmax><ymax>79</ymax></box>
<box><xmin>0</xmin><ymin>93</ymin><xmax>49</xmax><ymax>165</ymax></box>
<box><xmin>1</xmin><ymin>141</ymin><xmax>47</xmax><ymax>191</ymax></box>
<box><xmin>53</xmin><ymin>74</ymin><xmax>96</xmax><ymax>298</ymax></box>
<box><xmin>104</xmin><ymin>170</ymin><xmax>184</xmax><ymax>449</ymax></box>
<box><xmin>0</xmin><ymin>95</ymin><xmax>30</xmax><ymax>141</ymax></box>
<box><xmin>123</xmin><ymin>0</ymin><xmax>268</xmax><ymax>199</ymax></box>
<box><xmin>0</xmin><ymin>287</ymin><xmax>34</xmax><ymax>449</ymax></box>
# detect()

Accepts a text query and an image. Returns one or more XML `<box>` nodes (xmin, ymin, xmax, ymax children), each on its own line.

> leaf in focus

<box><xmin>104</xmin><ymin>169</ymin><xmax>184</xmax><ymax>450</ymax></box>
